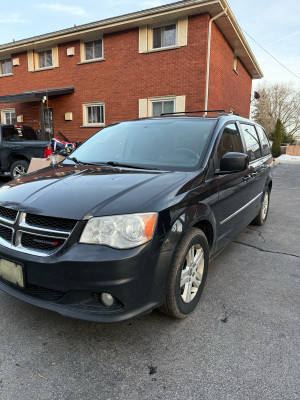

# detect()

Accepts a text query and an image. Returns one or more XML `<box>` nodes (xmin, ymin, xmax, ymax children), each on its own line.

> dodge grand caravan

<box><xmin>0</xmin><ymin>113</ymin><xmax>272</xmax><ymax>322</ymax></box>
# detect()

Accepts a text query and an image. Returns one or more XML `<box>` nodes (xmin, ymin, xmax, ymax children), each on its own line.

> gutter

<box><xmin>204</xmin><ymin>8</ymin><xmax>227</xmax><ymax>116</ymax></box>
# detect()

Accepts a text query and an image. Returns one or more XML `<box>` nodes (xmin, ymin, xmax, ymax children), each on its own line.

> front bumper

<box><xmin>0</xmin><ymin>242</ymin><xmax>173</xmax><ymax>323</ymax></box>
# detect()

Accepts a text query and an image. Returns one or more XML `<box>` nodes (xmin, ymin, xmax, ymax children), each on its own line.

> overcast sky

<box><xmin>0</xmin><ymin>0</ymin><xmax>299</xmax><ymax>89</ymax></box>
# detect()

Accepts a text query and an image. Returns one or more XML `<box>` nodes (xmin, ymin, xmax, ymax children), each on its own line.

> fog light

<box><xmin>101</xmin><ymin>293</ymin><xmax>114</xmax><ymax>307</ymax></box>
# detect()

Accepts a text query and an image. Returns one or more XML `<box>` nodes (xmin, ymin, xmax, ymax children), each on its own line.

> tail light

<box><xmin>44</xmin><ymin>146</ymin><xmax>52</xmax><ymax>158</ymax></box>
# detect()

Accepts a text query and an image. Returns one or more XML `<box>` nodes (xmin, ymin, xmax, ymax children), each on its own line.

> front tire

<box><xmin>252</xmin><ymin>188</ymin><xmax>270</xmax><ymax>226</ymax></box>
<box><xmin>159</xmin><ymin>228</ymin><xmax>209</xmax><ymax>318</ymax></box>
<box><xmin>10</xmin><ymin>160</ymin><xmax>29</xmax><ymax>180</ymax></box>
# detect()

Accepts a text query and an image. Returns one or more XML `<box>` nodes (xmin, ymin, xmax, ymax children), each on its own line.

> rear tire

<box><xmin>159</xmin><ymin>228</ymin><xmax>209</xmax><ymax>319</ymax></box>
<box><xmin>10</xmin><ymin>160</ymin><xmax>29</xmax><ymax>180</ymax></box>
<box><xmin>252</xmin><ymin>188</ymin><xmax>270</xmax><ymax>226</ymax></box>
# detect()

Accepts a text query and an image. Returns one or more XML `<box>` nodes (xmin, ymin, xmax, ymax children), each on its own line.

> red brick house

<box><xmin>0</xmin><ymin>0</ymin><xmax>262</xmax><ymax>142</ymax></box>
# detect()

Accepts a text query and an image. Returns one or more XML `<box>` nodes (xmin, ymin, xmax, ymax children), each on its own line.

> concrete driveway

<box><xmin>0</xmin><ymin>163</ymin><xmax>299</xmax><ymax>400</ymax></box>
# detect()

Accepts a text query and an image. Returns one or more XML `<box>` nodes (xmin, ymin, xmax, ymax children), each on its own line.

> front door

<box><xmin>43</xmin><ymin>108</ymin><xmax>53</xmax><ymax>141</ymax></box>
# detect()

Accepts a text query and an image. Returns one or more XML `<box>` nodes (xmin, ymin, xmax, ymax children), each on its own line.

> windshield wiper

<box><xmin>67</xmin><ymin>157</ymin><xmax>89</xmax><ymax>165</ymax></box>
<box><xmin>104</xmin><ymin>161</ymin><xmax>159</xmax><ymax>170</ymax></box>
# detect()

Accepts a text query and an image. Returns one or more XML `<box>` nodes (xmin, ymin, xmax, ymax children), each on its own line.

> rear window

<box><xmin>2</xmin><ymin>126</ymin><xmax>37</xmax><ymax>141</ymax></box>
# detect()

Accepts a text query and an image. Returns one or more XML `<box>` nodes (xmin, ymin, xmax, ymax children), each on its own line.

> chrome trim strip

<box><xmin>19</xmin><ymin>220</ymin><xmax>71</xmax><ymax>236</ymax></box>
<box><xmin>0</xmin><ymin>212</ymin><xmax>19</xmax><ymax>225</ymax></box>
<box><xmin>220</xmin><ymin>192</ymin><xmax>263</xmax><ymax>226</ymax></box>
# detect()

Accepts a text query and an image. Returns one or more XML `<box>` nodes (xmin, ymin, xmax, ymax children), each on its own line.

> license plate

<box><xmin>0</xmin><ymin>258</ymin><xmax>24</xmax><ymax>288</ymax></box>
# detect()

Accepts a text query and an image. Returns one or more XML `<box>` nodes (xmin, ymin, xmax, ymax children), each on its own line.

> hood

<box><xmin>0</xmin><ymin>164</ymin><xmax>186</xmax><ymax>220</ymax></box>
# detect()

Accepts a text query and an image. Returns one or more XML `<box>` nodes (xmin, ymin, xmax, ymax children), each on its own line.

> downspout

<box><xmin>204</xmin><ymin>8</ymin><xmax>227</xmax><ymax>116</ymax></box>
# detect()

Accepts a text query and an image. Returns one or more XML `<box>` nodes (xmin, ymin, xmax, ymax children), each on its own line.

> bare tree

<box><xmin>252</xmin><ymin>82</ymin><xmax>300</xmax><ymax>138</ymax></box>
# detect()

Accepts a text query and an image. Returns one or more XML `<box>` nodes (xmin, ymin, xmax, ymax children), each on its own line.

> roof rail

<box><xmin>160</xmin><ymin>109</ymin><xmax>227</xmax><ymax>116</ymax></box>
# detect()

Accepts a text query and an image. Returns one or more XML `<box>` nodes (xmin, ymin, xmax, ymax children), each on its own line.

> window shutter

<box><xmin>139</xmin><ymin>99</ymin><xmax>148</xmax><ymax>118</ymax></box>
<box><xmin>175</xmin><ymin>95</ymin><xmax>186</xmax><ymax>113</ymax></box>
<box><xmin>52</xmin><ymin>45</ymin><xmax>59</xmax><ymax>67</ymax></box>
<box><xmin>27</xmin><ymin>51</ymin><xmax>34</xmax><ymax>71</ymax></box>
<box><xmin>139</xmin><ymin>26</ymin><xmax>148</xmax><ymax>53</ymax></box>
<box><xmin>177</xmin><ymin>17</ymin><xmax>188</xmax><ymax>47</ymax></box>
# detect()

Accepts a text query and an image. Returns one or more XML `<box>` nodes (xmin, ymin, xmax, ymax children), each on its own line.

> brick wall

<box><xmin>208</xmin><ymin>22</ymin><xmax>252</xmax><ymax>118</ymax></box>
<box><xmin>0</xmin><ymin>13</ymin><xmax>253</xmax><ymax>142</ymax></box>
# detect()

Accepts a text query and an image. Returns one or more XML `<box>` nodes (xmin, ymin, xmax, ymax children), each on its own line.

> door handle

<box><xmin>251</xmin><ymin>172</ymin><xmax>258</xmax><ymax>177</ymax></box>
<box><xmin>243</xmin><ymin>175</ymin><xmax>251</xmax><ymax>182</ymax></box>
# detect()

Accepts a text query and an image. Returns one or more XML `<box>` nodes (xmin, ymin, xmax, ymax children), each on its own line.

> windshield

<box><xmin>68</xmin><ymin>118</ymin><xmax>216</xmax><ymax>171</ymax></box>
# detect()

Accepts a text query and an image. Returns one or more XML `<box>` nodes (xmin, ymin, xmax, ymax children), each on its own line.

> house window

<box><xmin>27</xmin><ymin>46</ymin><xmax>58</xmax><ymax>71</ymax></box>
<box><xmin>83</xmin><ymin>103</ymin><xmax>105</xmax><ymax>126</ymax></box>
<box><xmin>85</xmin><ymin>39</ymin><xmax>103</xmax><ymax>60</ymax></box>
<box><xmin>38</xmin><ymin>49</ymin><xmax>53</xmax><ymax>68</ymax></box>
<box><xmin>152</xmin><ymin>99</ymin><xmax>175</xmax><ymax>116</ymax></box>
<box><xmin>139</xmin><ymin>17</ymin><xmax>187</xmax><ymax>53</ymax></box>
<box><xmin>153</xmin><ymin>24</ymin><xmax>176</xmax><ymax>49</ymax></box>
<box><xmin>1</xmin><ymin>108</ymin><xmax>16</xmax><ymax>124</ymax></box>
<box><xmin>0</xmin><ymin>58</ymin><xmax>12</xmax><ymax>75</ymax></box>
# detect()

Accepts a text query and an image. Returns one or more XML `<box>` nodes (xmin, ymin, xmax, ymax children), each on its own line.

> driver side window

<box><xmin>216</xmin><ymin>123</ymin><xmax>243</xmax><ymax>168</ymax></box>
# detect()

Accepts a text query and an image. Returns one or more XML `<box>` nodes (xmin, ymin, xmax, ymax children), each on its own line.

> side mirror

<box><xmin>217</xmin><ymin>152</ymin><xmax>248</xmax><ymax>174</ymax></box>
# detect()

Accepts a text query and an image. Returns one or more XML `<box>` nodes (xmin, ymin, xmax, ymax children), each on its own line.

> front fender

<box><xmin>162</xmin><ymin>203</ymin><xmax>217</xmax><ymax>253</ymax></box>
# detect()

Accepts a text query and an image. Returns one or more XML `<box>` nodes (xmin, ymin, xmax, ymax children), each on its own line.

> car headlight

<box><xmin>79</xmin><ymin>213</ymin><xmax>158</xmax><ymax>249</ymax></box>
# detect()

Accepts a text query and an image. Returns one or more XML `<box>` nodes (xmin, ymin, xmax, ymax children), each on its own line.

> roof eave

<box><xmin>0</xmin><ymin>0</ymin><xmax>262</xmax><ymax>79</ymax></box>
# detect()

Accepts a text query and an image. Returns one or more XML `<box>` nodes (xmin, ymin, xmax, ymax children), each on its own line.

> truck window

<box><xmin>2</xmin><ymin>126</ymin><xmax>38</xmax><ymax>141</ymax></box>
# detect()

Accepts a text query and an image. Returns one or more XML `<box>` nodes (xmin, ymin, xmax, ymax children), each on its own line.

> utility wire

<box><xmin>241</xmin><ymin>27</ymin><xmax>300</xmax><ymax>80</ymax></box>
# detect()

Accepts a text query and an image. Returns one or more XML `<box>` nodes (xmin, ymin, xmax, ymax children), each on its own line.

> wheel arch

<box><xmin>162</xmin><ymin>204</ymin><xmax>216</xmax><ymax>253</ymax></box>
<box><xmin>9</xmin><ymin>154</ymin><xmax>30</xmax><ymax>168</ymax></box>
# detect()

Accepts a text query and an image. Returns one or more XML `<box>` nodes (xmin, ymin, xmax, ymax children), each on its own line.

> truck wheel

<box><xmin>159</xmin><ymin>228</ymin><xmax>209</xmax><ymax>318</ymax></box>
<box><xmin>10</xmin><ymin>160</ymin><xmax>29</xmax><ymax>179</ymax></box>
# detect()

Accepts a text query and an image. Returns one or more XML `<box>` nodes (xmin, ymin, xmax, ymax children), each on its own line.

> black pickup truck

<box><xmin>0</xmin><ymin>124</ymin><xmax>52</xmax><ymax>179</ymax></box>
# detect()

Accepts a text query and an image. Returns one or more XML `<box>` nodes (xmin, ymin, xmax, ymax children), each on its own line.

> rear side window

<box><xmin>256</xmin><ymin>125</ymin><xmax>271</xmax><ymax>156</ymax></box>
<box><xmin>1</xmin><ymin>126</ymin><xmax>37</xmax><ymax>141</ymax></box>
<box><xmin>22</xmin><ymin>127</ymin><xmax>38</xmax><ymax>140</ymax></box>
<box><xmin>216</xmin><ymin>123</ymin><xmax>244</xmax><ymax>168</ymax></box>
<box><xmin>240</xmin><ymin>124</ymin><xmax>262</xmax><ymax>161</ymax></box>
<box><xmin>2</xmin><ymin>127</ymin><xmax>20</xmax><ymax>141</ymax></box>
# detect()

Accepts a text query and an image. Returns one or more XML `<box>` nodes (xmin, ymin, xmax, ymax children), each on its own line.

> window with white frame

<box><xmin>139</xmin><ymin>17</ymin><xmax>188</xmax><ymax>53</ymax></box>
<box><xmin>38</xmin><ymin>49</ymin><xmax>53</xmax><ymax>68</ymax></box>
<box><xmin>83</xmin><ymin>103</ymin><xmax>105</xmax><ymax>126</ymax></box>
<box><xmin>85</xmin><ymin>39</ymin><xmax>103</xmax><ymax>61</ymax></box>
<box><xmin>0</xmin><ymin>58</ymin><xmax>12</xmax><ymax>75</ymax></box>
<box><xmin>139</xmin><ymin>96</ymin><xmax>185</xmax><ymax>118</ymax></box>
<box><xmin>27</xmin><ymin>46</ymin><xmax>59</xmax><ymax>71</ymax></box>
<box><xmin>152</xmin><ymin>99</ymin><xmax>175</xmax><ymax>116</ymax></box>
<box><xmin>1</xmin><ymin>108</ymin><xmax>16</xmax><ymax>124</ymax></box>
<box><xmin>153</xmin><ymin>24</ymin><xmax>177</xmax><ymax>49</ymax></box>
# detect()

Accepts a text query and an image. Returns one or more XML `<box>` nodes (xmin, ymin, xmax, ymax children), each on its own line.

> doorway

<box><xmin>43</xmin><ymin>108</ymin><xmax>54</xmax><ymax>140</ymax></box>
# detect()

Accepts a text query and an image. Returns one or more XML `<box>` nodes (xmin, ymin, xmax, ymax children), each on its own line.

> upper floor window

<box><xmin>83</xmin><ymin>102</ymin><xmax>105</xmax><ymax>127</ymax></box>
<box><xmin>27</xmin><ymin>46</ymin><xmax>59</xmax><ymax>72</ymax></box>
<box><xmin>85</xmin><ymin>39</ymin><xmax>103</xmax><ymax>60</ymax></box>
<box><xmin>0</xmin><ymin>58</ymin><xmax>12</xmax><ymax>75</ymax></box>
<box><xmin>38</xmin><ymin>49</ymin><xmax>53</xmax><ymax>68</ymax></box>
<box><xmin>153</xmin><ymin>24</ymin><xmax>176</xmax><ymax>49</ymax></box>
<box><xmin>1</xmin><ymin>108</ymin><xmax>16</xmax><ymax>124</ymax></box>
<box><xmin>139</xmin><ymin>17</ymin><xmax>188</xmax><ymax>53</ymax></box>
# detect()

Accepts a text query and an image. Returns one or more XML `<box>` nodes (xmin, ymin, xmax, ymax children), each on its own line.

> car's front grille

<box><xmin>0</xmin><ymin>225</ymin><xmax>13</xmax><ymax>242</ymax></box>
<box><xmin>0</xmin><ymin>206</ymin><xmax>17</xmax><ymax>222</ymax></box>
<box><xmin>21</xmin><ymin>233</ymin><xmax>65</xmax><ymax>252</ymax></box>
<box><xmin>0</xmin><ymin>206</ymin><xmax>77</xmax><ymax>256</ymax></box>
<box><xmin>22</xmin><ymin>284</ymin><xmax>65</xmax><ymax>302</ymax></box>
<box><xmin>25</xmin><ymin>213</ymin><xmax>77</xmax><ymax>232</ymax></box>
